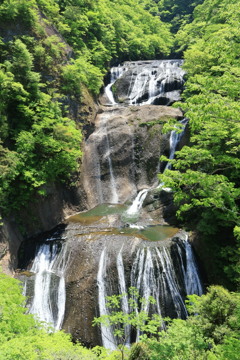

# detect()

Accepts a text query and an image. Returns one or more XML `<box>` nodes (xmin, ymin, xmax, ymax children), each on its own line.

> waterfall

<box><xmin>24</xmin><ymin>239</ymin><xmax>70</xmax><ymax>330</ymax></box>
<box><xmin>125</xmin><ymin>189</ymin><xmax>149</xmax><ymax>217</ymax></box>
<box><xmin>19</xmin><ymin>59</ymin><xmax>203</xmax><ymax>348</ymax></box>
<box><xmin>105</xmin><ymin>122</ymin><xmax>119</xmax><ymax>204</ymax></box>
<box><xmin>108</xmin><ymin>60</ymin><xmax>185</xmax><ymax>105</ymax></box>
<box><xmin>116</xmin><ymin>247</ymin><xmax>131</xmax><ymax>346</ymax></box>
<box><xmin>164</xmin><ymin>118</ymin><xmax>188</xmax><ymax>171</ymax></box>
<box><xmin>125</xmin><ymin>118</ymin><xmax>188</xmax><ymax>216</ymax></box>
<box><xmin>129</xmin><ymin>69</ymin><xmax>151</xmax><ymax>105</ymax></box>
<box><xmin>105</xmin><ymin>65</ymin><xmax>127</xmax><ymax>105</ymax></box>
<box><xmin>98</xmin><ymin>234</ymin><xmax>203</xmax><ymax>347</ymax></box>
<box><xmin>84</xmin><ymin>110</ymin><xmax>119</xmax><ymax>204</ymax></box>
<box><xmin>174</xmin><ymin>235</ymin><xmax>203</xmax><ymax>296</ymax></box>
<box><xmin>97</xmin><ymin>248</ymin><xmax>116</xmax><ymax>350</ymax></box>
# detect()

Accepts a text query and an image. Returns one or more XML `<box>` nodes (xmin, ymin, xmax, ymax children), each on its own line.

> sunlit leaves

<box><xmin>93</xmin><ymin>287</ymin><xmax>162</xmax><ymax>357</ymax></box>
<box><xmin>0</xmin><ymin>271</ymin><xmax>98</xmax><ymax>360</ymax></box>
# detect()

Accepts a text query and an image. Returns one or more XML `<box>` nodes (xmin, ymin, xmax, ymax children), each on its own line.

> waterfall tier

<box><xmin>82</xmin><ymin>105</ymin><xmax>183</xmax><ymax>207</ymax></box>
<box><xmin>18</xmin><ymin>59</ymin><xmax>203</xmax><ymax>350</ymax></box>
<box><xmin>101</xmin><ymin>60</ymin><xmax>185</xmax><ymax>106</ymax></box>
<box><xmin>19</xmin><ymin>204</ymin><xmax>203</xmax><ymax>347</ymax></box>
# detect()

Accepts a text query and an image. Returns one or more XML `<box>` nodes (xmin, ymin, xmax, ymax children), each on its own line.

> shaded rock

<box><xmin>143</xmin><ymin>188</ymin><xmax>178</xmax><ymax>225</ymax></box>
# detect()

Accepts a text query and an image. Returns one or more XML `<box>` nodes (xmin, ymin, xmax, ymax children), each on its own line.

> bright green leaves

<box><xmin>0</xmin><ymin>270</ymin><xmax>98</xmax><ymax>360</ymax></box>
<box><xmin>140</xmin><ymin>286</ymin><xmax>240</xmax><ymax>360</ymax></box>
<box><xmin>0</xmin><ymin>10</ymin><xmax>83</xmax><ymax>213</ymax></box>
<box><xmin>160</xmin><ymin>0</ymin><xmax>240</xmax><ymax>286</ymax></box>
<box><xmin>39</xmin><ymin>0</ymin><xmax>173</xmax><ymax>67</ymax></box>
<box><xmin>160</xmin><ymin>170</ymin><xmax>239</xmax><ymax>233</ymax></box>
<box><xmin>62</xmin><ymin>56</ymin><xmax>103</xmax><ymax>96</ymax></box>
<box><xmin>8</xmin><ymin>95</ymin><xmax>82</xmax><ymax>207</ymax></box>
<box><xmin>186</xmin><ymin>286</ymin><xmax>240</xmax><ymax>344</ymax></box>
<box><xmin>0</xmin><ymin>0</ymin><xmax>38</xmax><ymax>27</ymax></box>
<box><xmin>93</xmin><ymin>288</ymin><xmax>162</xmax><ymax>358</ymax></box>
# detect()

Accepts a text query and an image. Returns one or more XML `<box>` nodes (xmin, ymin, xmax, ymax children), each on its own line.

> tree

<box><xmin>0</xmin><ymin>270</ymin><xmax>98</xmax><ymax>360</ymax></box>
<box><xmin>134</xmin><ymin>286</ymin><xmax>240</xmax><ymax>360</ymax></box>
<box><xmin>159</xmin><ymin>0</ymin><xmax>240</xmax><ymax>287</ymax></box>
<box><xmin>93</xmin><ymin>288</ymin><xmax>162</xmax><ymax>360</ymax></box>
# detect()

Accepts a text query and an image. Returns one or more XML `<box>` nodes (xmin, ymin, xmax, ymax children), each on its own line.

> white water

<box><xmin>105</xmin><ymin>123</ymin><xmax>119</xmax><ymax>204</ymax></box>
<box><xmin>177</xmin><ymin>235</ymin><xmax>203</xmax><ymax>296</ymax></box>
<box><xmin>116</xmin><ymin>247</ymin><xmax>131</xmax><ymax>346</ymax></box>
<box><xmin>129</xmin><ymin>69</ymin><xmax>151</xmax><ymax>105</ymax></box>
<box><xmin>25</xmin><ymin>241</ymin><xmax>70</xmax><ymax>330</ymax></box>
<box><xmin>127</xmin><ymin>60</ymin><xmax>184</xmax><ymax>105</ymax></box>
<box><xmin>97</xmin><ymin>248</ymin><xmax>116</xmax><ymax>350</ymax></box>
<box><xmin>125</xmin><ymin>118</ymin><xmax>188</xmax><ymax>216</ymax></box>
<box><xmin>99</xmin><ymin>234</ymin><xmax>203</xmax><ymax>345</ymax></box>
<box><xmin>105</xmin><ymin>66</ymin><xmax>128</xmax><ymax>105</ymax></box>
<box><xmin>86</xmin><ymin>110</ymin><xmax>119</xmax><ymax>204</ymax></box>
<box><xmin>164</xmin><ymin>118</ymin><xmax>188</xmax><ymax>171</ymax></box>
<box><xmin>126</xmin><ymin>188</ymin><xmax>149</xmax><ymax>216</ymax></box>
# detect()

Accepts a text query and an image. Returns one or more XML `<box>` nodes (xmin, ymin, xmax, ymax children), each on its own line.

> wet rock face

<box><xmin>110</xmin><ymin>60</ymin><xmax>185</xmax><ymax>106</ymax></box>
<box><xmin>143</xmin><ymin>188</ymin><xmax>178</xmax><ymax>225</ymax></box>
<box><xmin>82</xmin><ymin>105</ymin><xmax>183</xmax><ymax>208</ymax></box>
<box><xmin>62</xmin><ymin>228</ymin><xmax>139</xmax><ymax>346</ymax></box>
<box><xmin>18</xmin><ymin>202</ymin><xmax>203</xmax><ymax>348</ymax></box>
<box><xmin>62</xmin><ymin>222</ymin><xmax>187</xmax><ymax>346</ymax></box>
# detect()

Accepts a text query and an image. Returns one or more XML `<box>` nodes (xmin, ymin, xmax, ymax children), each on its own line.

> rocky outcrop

<box><xmin>102</xmin><ymin>60</ymin><xmax>185</xmax><ymax>106</ymax></box>
<box><xmin>82</xmin><ymin>104</ymin><xmax>183</xmax><ymax>208</ymax></box>
<box><xmin>18</xmin><ymin>206</ymin><xmax>200</xmax><ymax>347</ymax></box>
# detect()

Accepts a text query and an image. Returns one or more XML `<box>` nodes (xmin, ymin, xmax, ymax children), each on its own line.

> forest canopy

<box><xmin>160</xmin><ymin>0</ymin><xmax>240</xmax><ymax>288</ymax></box>
<box><xmin>0</xmin><ymin>0</ymin><xmax>173</xmax><ymax>214</ymax></box>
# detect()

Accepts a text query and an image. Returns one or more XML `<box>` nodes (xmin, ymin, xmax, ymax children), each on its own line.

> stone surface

<box><xmin>105</xmin><ymin>60</ymin><xmax>185</xmax><ymax>106</ymax></box>
<box><xmin>82</xmin><ymin>105</ymin><xmax>183</xmax><ymax>208</ymax></box>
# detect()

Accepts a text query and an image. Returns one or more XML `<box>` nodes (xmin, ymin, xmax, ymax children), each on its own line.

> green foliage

<box><xmin>145</xmin><ymin>0</ymin><xmax>204</xmax><ymax>33</ymax></box>
<box><xmin>62</xmin><ymin>55</ymin><xmax>103</xmax><ymax>96</ymax></box>
<box><xmin>0</xmin><ymin>1</ymin><xmax>85</xmax><ymax>213</ymax></box>
<box><xmin>160</xmin><ymin>0</ymin><xmax>240</xmax><ymax>286</ymax></box>
<box><xmin>0</xmin><ymin>0</ymin><xmax>38</xmax><ymax>27</ymax></box>
<box><xmin>93</xmin><ymin>288</ymin><xmax>162</xmax><ymax>359</ymax></box>
<box><xmin>138</xmin><ymin>286</ymin><xmax>240</xmax><ymax>360</ymax></box>
<box><xmin>0</xmin><ymin>270</ymin><xmax>99</xmax><ymax>360</ymax></box>
<box><xmin>37</xmin><ymin>0</ymin><xmax>173</xmax><ymax>66</ymax></box>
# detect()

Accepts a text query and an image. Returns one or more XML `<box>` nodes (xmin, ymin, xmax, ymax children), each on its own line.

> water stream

<box><xmin>20</xmin><ymin>60</ymin><xmax>204</xmax><ymax>349</ymax></box>
<box><xmin>23</xmin><ymin>234</ymin><xmax>70</xmax><ymax>330</ymax></box>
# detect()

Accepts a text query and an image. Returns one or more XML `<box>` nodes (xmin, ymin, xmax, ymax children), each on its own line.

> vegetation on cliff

<box><xmin>0</xmin><ymin>0</ymin><xmax>239</xmax><ymax>358</ymax></box>
<box><xmin>0</xmin><ymin>0</ymin><xmax>173</xmax><ymax>214</ymax></box>
<box><xmin>1</xmin><ymin>270</ymin><xmax>239</xmax><ymax>360</ymax></box>
<box><xmin>160</xmin><ymin>0</ymin><xmax>240</xmax><ymax>289</ymax></box>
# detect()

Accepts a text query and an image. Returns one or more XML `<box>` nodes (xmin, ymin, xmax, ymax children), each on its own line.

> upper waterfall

<box><xmin>102</xmin><ymin>60</ymin><xmax>185</xmax><ymax>106</ymax></box>
<box><xmin>83</xmin><ymin>60</ymin><xmax>185</xmax><ymax>208</ymax></box>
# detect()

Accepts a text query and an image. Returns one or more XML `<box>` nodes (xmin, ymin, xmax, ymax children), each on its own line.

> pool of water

<box><xmin>122</xmin><ymin>224</ymin><xmax>179</xmax><ymax>242</ymax></box>
<box><xmin>67</xmin><ymin>204</ymin><xmax>127</xmax><ymax>225</ymax></box>
<box><xmin>67</xmin><ymin>204</ymin><xmax>179</xmax><ymax>242</ymax></box>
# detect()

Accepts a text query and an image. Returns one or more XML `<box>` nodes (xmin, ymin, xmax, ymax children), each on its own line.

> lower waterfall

<box><xmin>97</xmin><ymin>234</ymin><xmax>203</xmax><ymax>348</ymax></box>
<box><xmin>18</xmin><ymin>59</ymin><xmax>204</xmax><ymax>348</ymax></box>
<box><xmin>22</xmin><ymin>232</ymin><xmax>71</xmax><ymax>331</ymax></box>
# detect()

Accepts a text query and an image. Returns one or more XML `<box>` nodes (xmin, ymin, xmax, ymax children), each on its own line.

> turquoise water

<box><xmin>68</xmin><ymin>204</ymin><xmax>178</xmax><ymax>242</ymax></box>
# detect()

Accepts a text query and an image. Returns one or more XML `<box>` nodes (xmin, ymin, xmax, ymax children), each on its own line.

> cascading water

<box><xmin>83</xmin><ymin>110</ymin><xmax>120</xmax><ymax>205</ymax></box>
<box><xmin>97</xmin><ymin>248</ymin><xmax>117</xmax><ymax>350</ymax></box>
<box><xmin>98</xmin><ymin>233</ymin><xmax>203</xmax><ymax>348</ymax></box>
<box><xmin>105</xmin><ymin>66</ymin><xmax>128</xmax><ymax>105</ymax></box>
<box><xmin>105</xmin><ymin>60</ymin><xmax>185</xmax><ymax>106</ymax></box>
<box><xmin>95</xmin><ymin>60</ymin><xmax>203</xmax><ymax>349</ymax></box>
<box><xmin>125</xmin><ymin>188</ymin><xmax>149</xmax><ymax>218</ymax></box>
<box><xmin>19</xmin><ymin>59</ymin><xmax>203</xmax><ymax>350</ymax></box>
<box><xmin>164</xmin><ymin>118</ymin><xmax>188</xmax><ymax>171</ymax></box>
<box><xmin>23</xmin><ymin>235</ymin><xmax>70</xmax><ymax>330</ymax></box>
